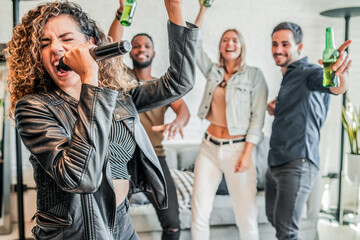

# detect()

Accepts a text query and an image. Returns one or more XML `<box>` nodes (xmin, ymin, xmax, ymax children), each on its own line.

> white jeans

<box><xmin>191</xmin><ymin>134</ymin><xmax>259</xmax><ymax>240</ymax></box>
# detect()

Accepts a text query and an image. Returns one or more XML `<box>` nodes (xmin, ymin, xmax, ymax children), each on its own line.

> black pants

<box><xmin>144</xmin><ymin>156</ymin><xmax>180</xmax><ymax>240</ymax></box>
<box><xmin>265</xmin><ymin>159</ymin><xmax>318</xmax><ymax>240</ymax></box>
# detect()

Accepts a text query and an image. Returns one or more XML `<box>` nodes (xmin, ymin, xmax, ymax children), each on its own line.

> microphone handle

<box><xmin>58</xmin><ymin>40</ymin><xmax>131</xmax><ymax>71</ymax></box>
<box><xmin>90</xmin><ymin>40</ymin><xmax>131</xmax><ymax>61</ymax></box>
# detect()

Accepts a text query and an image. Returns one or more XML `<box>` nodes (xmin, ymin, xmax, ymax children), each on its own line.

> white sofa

<box><xmin>129</xmin><ymin>140</ymin><xmax>321</xmax><ymax>240</ymax></box>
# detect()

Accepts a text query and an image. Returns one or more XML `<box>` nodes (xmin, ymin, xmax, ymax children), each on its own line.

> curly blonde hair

<box><xmin>5</xmin><ymin>1</ymin><xmax>136</xmax><ymax>119</ymax></box>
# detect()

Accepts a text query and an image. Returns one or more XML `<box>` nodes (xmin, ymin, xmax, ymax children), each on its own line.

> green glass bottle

<box><xmin>202</xmin><ymin>0</ymin><xmax>213</xmax><ymax>7</ymax></box>
<box><xmin>120</xmin><ymin>0</ymin><xmax>137</xmax><ymax>27</ymax></box>
<box><xmin>322</xmin><ymin>27</ymin><xmax>339</xmax><ymax>87</ymax></box>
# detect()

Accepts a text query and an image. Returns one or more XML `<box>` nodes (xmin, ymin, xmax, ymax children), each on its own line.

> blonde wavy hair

<box><xmin>218</xmin><ymin>29</ymin><xmax>246</xmax><ymax>73</ymax></box>
<box><xmin>5</xmin><ymin>1</ymin><xmax>136</xmax><ymax>119</ymax></box>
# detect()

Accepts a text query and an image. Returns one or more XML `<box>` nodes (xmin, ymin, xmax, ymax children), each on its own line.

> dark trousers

<box><xmin>145</xmin><ymin>156</ymin><xmax>181</xmax><ymax>240</ymax></box>
<box><xmin>114</xmin><ymin>198</ymin><xmax>139</xmax><ymax>240</ymax></box>
<box><xmin>265</xmin><ymin>159</ymin><xmax>318</xmax><ymax>240</ymax></box>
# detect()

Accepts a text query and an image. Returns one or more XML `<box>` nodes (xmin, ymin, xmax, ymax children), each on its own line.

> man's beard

<box><xmin>132</xmin><ymin>57</ymin><xmax>153</xmax><ymax>69</ymax></box>
<box><xmin>278</xmin><ymin>60</ymin><xmax>291</xmax><ymax>67</ymax></box>
<box><xmin>274</xmin><ymin>55</ymin><xmax>291</xmax><ymax>67</ymax></box>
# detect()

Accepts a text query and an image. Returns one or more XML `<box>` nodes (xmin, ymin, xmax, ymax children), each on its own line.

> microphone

<box><xmin>58</xmin><ymin>40</ymin><xmax>132</xmax><ymax>71</ymax></box>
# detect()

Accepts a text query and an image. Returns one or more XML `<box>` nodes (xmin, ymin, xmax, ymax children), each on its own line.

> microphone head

<box><xmin>120</xmin><ymin>40</ymin><xmax>132</xmax><ymax>54</ymax></box>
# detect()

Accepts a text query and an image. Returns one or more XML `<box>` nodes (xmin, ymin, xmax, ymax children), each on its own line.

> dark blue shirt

<box><xmin>268</xmin><ymin>57</ymin><xmax>332</xmax><ymax>169</ymax></box>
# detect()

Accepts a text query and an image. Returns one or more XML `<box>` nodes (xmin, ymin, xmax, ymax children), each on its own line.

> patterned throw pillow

<box><xmin>170</xmin><ymin>169</ymin><xmax>194</xmax><ymax>209</ymax></box>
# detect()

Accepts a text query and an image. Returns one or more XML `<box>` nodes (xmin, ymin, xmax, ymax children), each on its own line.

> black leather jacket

<box><xmin>15</xmin><ymin>21</ymin><xmax>198</xmax><ymax>240</ymax></box>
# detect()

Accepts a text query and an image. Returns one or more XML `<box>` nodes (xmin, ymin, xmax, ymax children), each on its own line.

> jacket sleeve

<box><xmin>196</xmin><ymin>31</ymin><xmax>214</xmax><ymax>77</ymax></box>
<box><xmin>246</xmin><ymin>68</ymin><xmax>269</xmax><ymax>144</ymax></box>
<box><xmin>130</xmin><ymin>21</ymin><xmax>198</xmax><ymax>113</ymax></box>
<box><xmin>15</xmin><ymin>84</ymin><xmax>118</xmax><ymax>193</ymax></box>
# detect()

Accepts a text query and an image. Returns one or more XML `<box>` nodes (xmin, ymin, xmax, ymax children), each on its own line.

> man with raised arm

<box><xmin>266</xmin><ymin>22</ymin><xmax>351</xmax><ymax>240</ymax></box>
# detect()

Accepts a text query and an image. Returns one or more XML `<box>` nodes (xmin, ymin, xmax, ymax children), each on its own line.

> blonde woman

<box><xmin>191</xmin><ymin>3</ymin><xmax>268</xmax><ymax>240</ymax></box>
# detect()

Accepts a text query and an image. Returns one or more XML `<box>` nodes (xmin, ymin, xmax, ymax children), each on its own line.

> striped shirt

<box><xmin>108</xmin><ymin>118</ymin><xmax>136</xmax><ymax>179</ymax></box>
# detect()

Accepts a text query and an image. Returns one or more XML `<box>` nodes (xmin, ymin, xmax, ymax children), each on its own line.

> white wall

<box><xmin>1</xmin><ymin>0</ymin><xmax>360</xmax><ymax>218</ymax></box>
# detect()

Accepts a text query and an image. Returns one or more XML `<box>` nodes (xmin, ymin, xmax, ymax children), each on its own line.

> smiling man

<box><xmin>265</xmin><ymin>22</ymin><xmax>351</xmax><ymax>240</ymax></box>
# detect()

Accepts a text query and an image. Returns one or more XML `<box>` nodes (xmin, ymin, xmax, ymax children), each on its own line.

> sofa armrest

<box><xmin>164</xmin><ymin>148</ymin><xmax>178</xmax><ymax>169</ymax></box>
<box><xmin>178</xmin><ymin>146</ymin><xmax>200</xmax><ymax>170</ymax></box>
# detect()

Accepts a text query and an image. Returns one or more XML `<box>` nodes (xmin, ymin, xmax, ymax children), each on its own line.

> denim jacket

<box><xmin>196</xmin><ymin>36</ymin><xmax>268</xmax><ymax>144</ymax></box>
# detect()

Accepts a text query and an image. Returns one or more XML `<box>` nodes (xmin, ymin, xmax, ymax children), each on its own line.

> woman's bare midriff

<box><xmin>207</xmin><ymin>123</ymin><xmax>245</xmax><ymax>139</ymax></box>
<box><xmin>113</xmin><ymin>179</ymin><xmax>130</xmax><ymax>206</ymax></box>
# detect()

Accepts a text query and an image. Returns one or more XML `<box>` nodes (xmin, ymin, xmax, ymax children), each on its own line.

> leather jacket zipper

<box><xmin>107</xmin><ymin>181</ymin><xmax>116</xmax><ymax>236</ymax></box>
<box><xmin>104</xmin><ymin>153</ymin><xmax>116</xmax><ymax>235</ymax></box>
<box><xmin>82</xmin><ymin>195</ymin><xmax>94</xmax><ymax>239</ymax></box>
<box><xmin>107</xmin><ymin>177</ymin><xmax>116</xmax><ymax>234</ymax></box>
